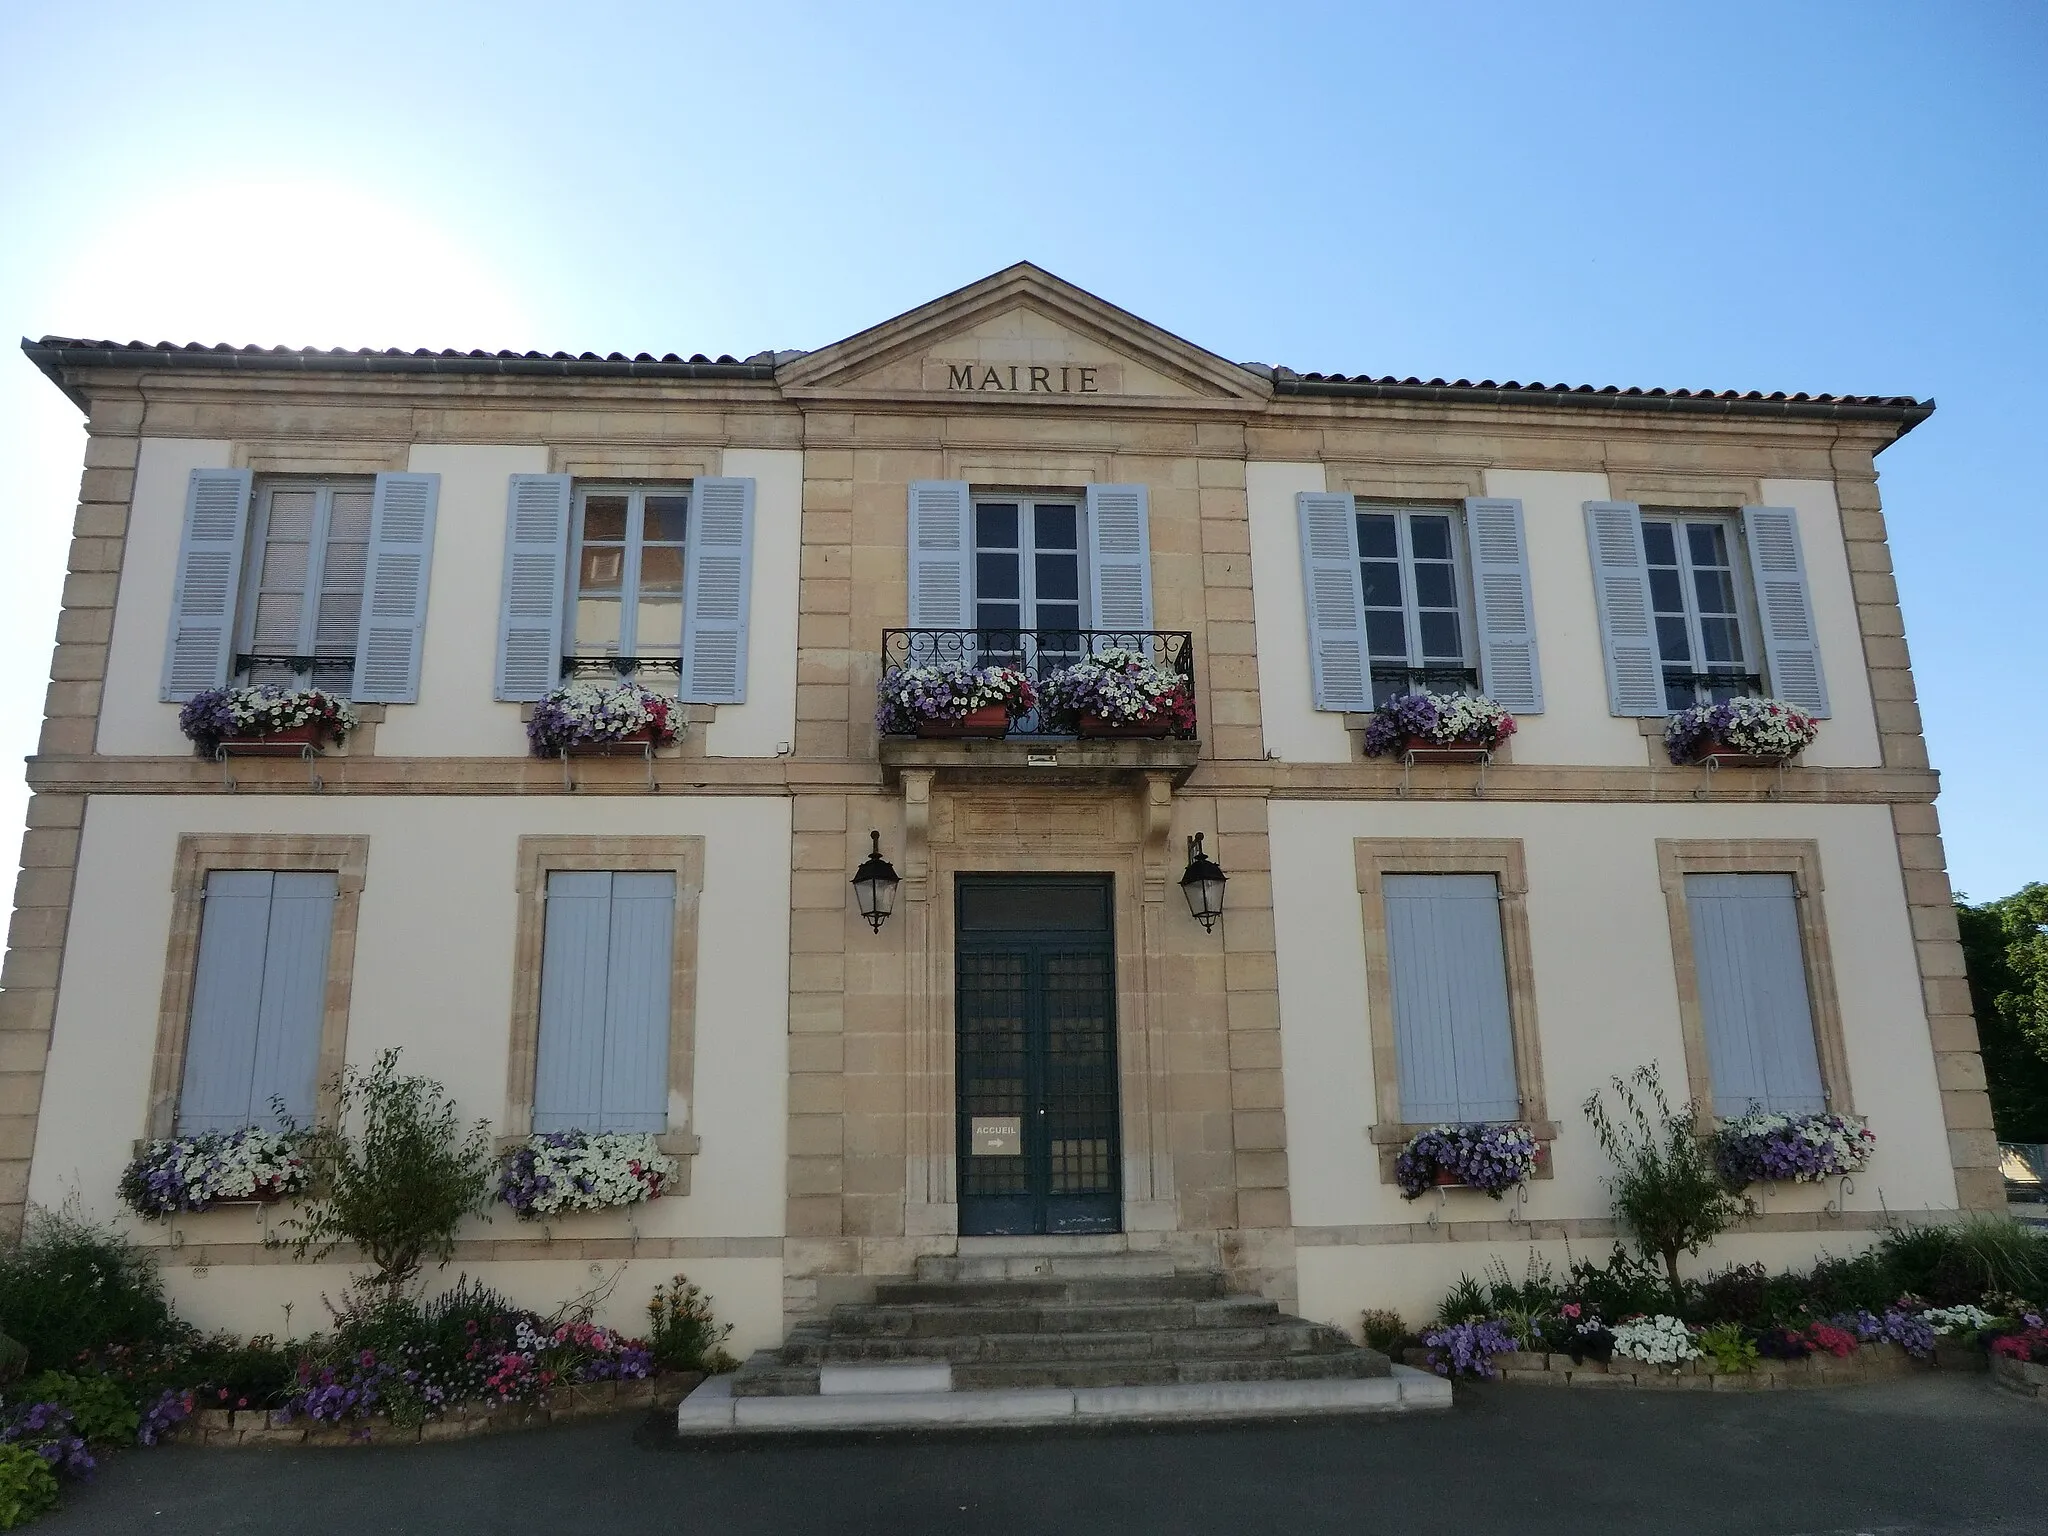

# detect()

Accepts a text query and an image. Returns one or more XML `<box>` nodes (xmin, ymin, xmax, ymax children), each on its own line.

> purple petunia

<box><xmin>1395</xmin><ymin>1123</ymin><xmax>1539</xmax><ymax>1199</ymax></box>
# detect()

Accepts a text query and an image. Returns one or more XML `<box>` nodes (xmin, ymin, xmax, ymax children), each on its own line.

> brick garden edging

<box><xmin>1993</xmin><ymin>1355</ymin><xmax>2047</xmax><ymax>1403</ymax></box>
<box><xmin>172</xmin><ymin>1372</ymin><xmax>703</xmax><ymax>1447</ymax></box>
<box><xmin>1401</xmin><ymin>1341</ymin><xmax>1987</xmax><ymax>1391</ymax></box>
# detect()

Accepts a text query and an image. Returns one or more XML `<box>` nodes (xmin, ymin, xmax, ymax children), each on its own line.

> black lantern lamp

<box><xmin>850</xmin><ymin>830</ymin><xmax>901</xmax><ymax>934</ymax></box>
<box><xmin>1179</xmin><ymin>833</ymin><xmax>1228</xmax><ymax>933</ymax></box>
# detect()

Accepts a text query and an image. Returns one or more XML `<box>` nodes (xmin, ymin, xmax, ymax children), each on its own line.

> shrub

<box><xmin>0</xmin><ymin>1208</ymin><xmax>182</xmax><ymax>1373</ymax></box>
<box><xmin>1696</xmin><ymin>1322</ymin><xmax>1758</xmax><ymax>1373</ymax></box>
<box><xmin>14</xmin><ymin>1372</ymin><xmax>136</xmax><ymax>1444</ymax></box>
<box><xmin>1562</xmin><ymin>1245</ymin><xmax>1671</xmax><ymax>1321</ymax></box>
<box><xmin>1358</xmin><ymin>1309</ymin><xmax>1406</xmax><ymax>1353</ymax></box>
<box><xmin>1583</xmin><ymin>1065</ymin><xmax>1741</xmax><ymax>1299</ymax></box>
<box><xmin>0</xmin><ymin>1445</ymin><xmax>57</xmax><ymax>1530</ymax></box>
<box><xmin>176</xmin><ymin>1334</ymin><xmax>301</xmax><ymax>1412</ymax></box>
<box><xmin>278</xmin><ymin>1050</ymin><xmax>496</xmax><ymax>1294</ymax></box>
<box><xmin>645</xmin><ymin>1274</ymin><xmax>737</xmax><ymax>1373</ymax></box>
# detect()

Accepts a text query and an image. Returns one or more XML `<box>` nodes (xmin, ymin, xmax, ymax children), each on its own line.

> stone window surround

<box><xmin>504</xmin><ymin>836</ymin><xmax>705</xmax><ymax>1180</ymax></box>
<box><xmin>1655</xmin><ymin>838</ymin><xmax>1852</xmax><ymax>1124</ymax></box>
<box><xmin>146</xmin><ymin>834</ymin><xmax>370</xmax><ymax>1140</ymax></box>
<box><xmin>1353</xmin><ymin>838</ymin><xmax>1555</xmax><ymax>1183</ymax></box>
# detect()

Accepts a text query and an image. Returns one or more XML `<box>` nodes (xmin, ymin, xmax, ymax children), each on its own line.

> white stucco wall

<box><xmin>1761</xmin><ymin>478</ymin><xmax>1882</xmax><ymax>768</ymax></box>
<box><xmin>1248</xmin><ymin>460</ymin><xmax>1353</xmax><ymax>764</ymax></box>
<box><xmin>29</xmin><ymin>793</ymin><xmax>792</xmax><ymax>1347</ymax></box>
<box><xmin>1268</xmin><ymin>798</ymin><xmax>1956</xmax><ymax>1330</ymax></box>
<box><xmin>704</xmin><ymin>448</ymin><xmax>802</xmax><ymax>759</ymax></box>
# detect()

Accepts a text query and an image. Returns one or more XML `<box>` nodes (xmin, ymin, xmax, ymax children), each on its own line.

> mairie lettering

<box><xmin>945</xmin><ymin>363</ymin><xmax>1100</xmax><ymax>393</ymax></box>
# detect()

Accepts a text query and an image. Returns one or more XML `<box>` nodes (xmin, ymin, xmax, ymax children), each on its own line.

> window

<box><xmin>1642</xmin><ymin>513</ymin><xmax>1762</xmax><ymax>709</ymax></box>
<box><xmin>566</xmin><ymin>485</ymin><xmax>690</xmax><ymax>689</ymax></box>
<box><xmin>237</xmin><ymin>479</ymin><xmax>373</xmax><ymax>694</ymax></box>
<box><xmin>149</xmin><ymin>835</ymin><xmax>367</xmax><ymax>1140</ymax></box>
<box><xmin>1356</xmin><ymin>506</ymin><xmax>1478</xmax><ymax>707</ymax></box>
<box><xmin>973</xmin><ymin>498</ymin><xmax>1086</xmax><ymax>661</ymax></box>
<box><xmin>1354</xmin><ymin>840</ymin><xmax>1553</xmax><ymax>1179</ymax></box>
<box><xmin>1656</xmin><ymin>841</ymin><xmax>1851</xmax><ymax>1122</ymax></box>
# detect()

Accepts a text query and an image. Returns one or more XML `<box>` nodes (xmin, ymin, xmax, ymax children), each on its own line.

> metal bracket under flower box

<box><xmin>1399</xmin><ymin>744</ymin><xmax>1492</xmax><ymax>800</ymax></box>
<box><xmin>212</xmin><ymin>733</ymin><xmax>330</xmax><ymax>793</ymax></box>
<box><xmin>1689</xmin><ymin>751</ymin><xmax>1794</xmax><ymax>801</ymax></box>
<box><xmin>556</xmin><ymin>738</ymin><xmax>659</xmax><ymax>793</ymax></box>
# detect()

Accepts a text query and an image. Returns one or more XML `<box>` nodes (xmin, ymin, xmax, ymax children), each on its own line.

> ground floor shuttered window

<box><xmin>177</xmin><ymin>871</ymin><xmax>338</xmax><ymax>1134</ymax></box>
<box><xmin>533</xmin><ymin>871</ymin><xmax>675</xmax><ymax>1134</ymax></box>
<box><xmin>1683</xmin><ymin>872</ymin><xmax>1827</xmax><ymax>1115</ymax></box>
<box><xmin>1383</xmin><ymin>873</ymin><xmax>1521</xmax><ymax>1123</ymax></box>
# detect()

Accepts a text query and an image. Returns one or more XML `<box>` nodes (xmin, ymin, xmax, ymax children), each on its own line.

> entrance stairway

<box><xmin>730</xmin><ymin>1250</ymin><xmax>1390</xmax><ymax>1397</ymax></box>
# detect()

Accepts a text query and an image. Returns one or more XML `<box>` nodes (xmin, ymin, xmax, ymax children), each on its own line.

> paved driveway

<box><xmin>43</xmin><ymin>1376</ymin><xmax>2048</xmax><ymax>1536</ymax></box>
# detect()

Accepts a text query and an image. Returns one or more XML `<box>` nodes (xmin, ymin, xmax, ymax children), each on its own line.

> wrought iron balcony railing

<box><xmin>880</xmin><ymin>628</ymin><xmax>1197</xmax><ymax>740</ymax></box>
<box><xmin>561</xmin><ymin>655</ymin><xmax>683</xmax><ymax>681</ymax></box>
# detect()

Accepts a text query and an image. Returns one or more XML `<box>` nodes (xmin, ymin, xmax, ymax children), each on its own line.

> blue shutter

<box><xmin>1583</xmin><ymin>501</ymin><xmax>1666</xmax><ymax>716</ymax></box>
<box><xmin>1085</xmin><ymin>484</ymin><xmax>1153</xmax><ymax>633</ymax></box>
<box><xmin>495</xmin><ymin>474</ymin><xmax>572</xmax><ymax>702</ymax></box>
<box><xmin>1296</xmin><ymin>491</ymin><xmax>1371</xmax><ymax>712</ymax></box>
<box><xmin>907</xmin><ymin>481</ymin><xmax>972</xmax><ymax>629</ymax></box>
<box><xmin>1462</xmin><ymin>497</ymin><xmax>1543</xmax><ymax>712</ymax></box>
<box><xmin>533</xmin><ymin>872</ymin><xmax>613</xmax><ymax>1132</ymax></box>
<box><xmin>177</xmin><ymin>872</ymin><xmax>274</xmax><ymax>1133</ymax></box>
<box><xmin>1384</xmin><ymin>874</ymin><xmax>1520</xmax><ymax>1123</ymax></box>
<box><xmin>161</xmin><ymin>468</ymin><xmax>253</xmax><ymax>701</ymax></box>
<box><xmin>1740</xmin><ymin>505</ymin><xmax>1831</xmax><ymax>717</ymax></box>
<box><xmin>599</xmin><ymin>873</ymin><xmax>674</xmax><ymax>1133</ymax></box>
<box><xmin>352</xmin><ymin>472</ymin><xmax>440</xmax><ymax>703</ymax></box>
<box><xmin>680</xmin><ymin>477</ymin><xmax>754</xmax><ymax>703</ymax></box>
<box><xmin>1684</xmin><ymin>873</ymin><xmax>1826</xmax><ymax>1115</ymax></box>
<box><xmin>245</xmin><ymin>872</ymin><xmax>336</xmax><ymax>1128</ymax></box>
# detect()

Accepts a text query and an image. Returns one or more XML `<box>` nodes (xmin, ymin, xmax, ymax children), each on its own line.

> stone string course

<box><xmin>171</xmin><ymin>1371</ymin><xmax>700</xmax><ymax>1447</ymax></box>
<box><xmin>1403</xmin><ymin>1340</ymin><xmax>1988</xmax><ymax>1391</ymax></box>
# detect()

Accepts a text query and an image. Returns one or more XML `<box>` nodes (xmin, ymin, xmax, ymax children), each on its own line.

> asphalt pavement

<box><xmin>41</xmin><ymin>1375</ymin><xmax>2048</xmax><ymax>1536</ymax></box>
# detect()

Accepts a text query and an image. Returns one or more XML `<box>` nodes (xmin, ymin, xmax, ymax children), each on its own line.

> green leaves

<box><xmin>1957</xmin><ymin>886</ymin><xmax>2048</xmax><ymax>1142</ymax></box>
<box><xmin>1582</xmin><ymin>1064</ymin><xmax>1741</xmax><ymax>1300</ymax></box>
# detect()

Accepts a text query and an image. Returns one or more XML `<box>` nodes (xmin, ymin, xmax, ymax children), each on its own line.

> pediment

<box><xmin>777</xmin><ymin>264</ymin><xmax>1272</xmax><ymax>405</ymax></box>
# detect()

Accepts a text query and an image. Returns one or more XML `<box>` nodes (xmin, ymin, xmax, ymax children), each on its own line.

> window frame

<box><xmin>1354</xmin><ymin>502</ymin><xmax>1480</xmax><ymax>706</ymax></box>
<box><xmin>969</xmin><ymin>493</ymin><xmax>1091</xmax><ymax>635</ymax></box>
<box><xmin>1656</xmin><ymin>839</ymin><xmax>1852</xmax><ymax>1125</ymax></box>
<box><xmin>234</xmin><ymin>476</ymin><xmax>376</xmax><ymax>695</ymax></box>
<box><xmin>505</xmin><ymin>836</ymin><xmax>704</xmax><ymax>1174</ymax></box>
<box><xmin>147</xmin><ymin>835</ymin><xmax>368</xmax><ymax>1141</ymax></box>
<box><xmin>1353</xmin><ymin>839</ymin><xmax>1554</xmax><ymax>1184</ymax></box>
<box><xmin>563</xmin><ymin>482</ymin><xmax>692</xmax><ymax>686</ymax></box>
<box><xmin>1639</xmin><ymin>508</ymin><xmax>1766</xmax><ymax>709</ymax></box>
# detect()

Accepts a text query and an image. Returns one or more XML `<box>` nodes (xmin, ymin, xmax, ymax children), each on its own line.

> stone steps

<box><xmin>951</xmin><ymin>1348</ymin><xmax>1389</xmax><ymax>1392</ymax></box>
<box><xmin>873</xmin><ymin>1272</ymin><xmax>1228</xmax><ymax>1306</ymax></box>
<box><xmin>827</xmin><ymin>1295</ymin><xmax>1279</xmax><ymax>1337</ymax></box>
<box><xmin>783</xmin><ymin>1321</ymin><xmax>1348</xmax><ymax>1366</ymax></box>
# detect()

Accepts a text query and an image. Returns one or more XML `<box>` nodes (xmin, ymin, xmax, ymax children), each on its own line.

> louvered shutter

<box><xmin>1740</xmin><ymin>505</ymin><xmax>1831</xmax><ymax>717</ymax></box>
<box><xmin>1295</xmin><ymin>491</ymin><xmax>1371</xmax><ymax>712</ymax></box>
<box><xmin>494</xmin><ymin>474</ymin><xmax>572</xmax><ymax>702</ymax></box>
<box><xmin>1583</xmin><ymin>501</ymin><xmax>1665</xmax><ymax>716</ymax></box>
<box><xmin>1462</xmin><ymin>498</ymin><xmax>1544</xmax><ymax>712</ymax></box>
<box><xmin>533</xmin><ymin>873</ymin><xmax>613</xmax><ymax>1132</ymax></box>
<box><xmin>598</xmin><ymin>872</ymin><xmax>674</xmax><ymax>1133</ymax></box>
<box><xmin>1684</xmin><ymin>873</ymin><xmax>1826</xmax><ymax>1114</ymax></box>
<box><xmin>161</xmin><ymin>468</ymin><xmax>254</xmax><ymax>701</ymax></box>
<box><xmin>177</xmin><ymin>872</ymin><xmax>274</xmax><ymax>1133</ymax></box>
<box><xmin>352</xmin><ymin>473</ymin><xmax>440</xmax><ymax>703</ymax></box>
<box><xmin>907</xmin><ymin>481</ymin><xmax>972</xmax><ymax>629</ymax></box>
<box><xmin>1085</xmin><ymin>483</ymin><xmax>1153</xmax><ymax>634</ymax></box>
<box><xmin>245</xmin><ymin>872</ymin><xmax>336</xmax><ymax>1128</ymax></box>
<box><xmin>1384</xmin><ymin>874</ymin><xmax>1521</xmax><ymax>1123</ymax></box>
<box><xmin>680</xmin><ymin>477</ymin><xmax>754</xmax><ymax>703</ymax></box>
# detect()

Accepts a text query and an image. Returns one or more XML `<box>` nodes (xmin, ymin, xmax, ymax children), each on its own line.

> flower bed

<box><xmin>526</xmin><ymin>682</ymin><xmax>678</xmax><ymax>756</ymax></box>
<box><xmin>497</xmin><ymin>1132</ymin><xmax>678</xmax><ymax>1219</ymax></box>
<box><xmin>179</xmin><ymin>686</ymin><xmax>358</xmax><ymax>755</ymax></box>
<box><xmin>117</xmin><ymin>1129</ymin><xmax>309</xmax><ymax>1217</ymax></box>
<box><xmin>1664</xmin><ymin>696</ymin><xmax>1818</xmax><ymax>765</ymax></box>
<box><xmin>1713</xmin><ymin>1110</ymin><xmax>1875</xmax><ymax>1189</ymax></box>
<box><xmin>875</xmin><ymin>661</ymin><xmax>1036</xmax><ymax>736</ymax></box>
<box><xmin>1362</xmin><ymin>690</ymin><xmax>1517</xmax><ymax>758</ymax></box>
<box><xmin>1394</xmin><ymin>1123</ymin><xmax>1538</xmax><ymax>1199</ymax></box>
<box><xmin>1036</xmin><ymin>648</ymin><xmax>1194</xmax><ymax>737</ymax></box>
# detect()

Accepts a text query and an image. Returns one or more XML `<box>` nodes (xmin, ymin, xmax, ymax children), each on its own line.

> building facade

<box><xmin>5</xmin><ymin>265</ymin><xmax>2000</xmax><ymax>1356</ymax></box>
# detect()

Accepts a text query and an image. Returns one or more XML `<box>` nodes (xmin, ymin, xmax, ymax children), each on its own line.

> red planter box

<box><xmin>1077</xmin><ymin>712</ymin><xmax>1173</xmax><ymax>739</ymax></box>
<box><xmin>916</xmin><ymin>704</ymin><xmax>1011</xmax><ymax>739</ymax></box>
<box><xmin>562</xmin><ymin>725</ymin><xmax>663</xmax><ymax>757</ymax></box>
<box><xmin>1402</xmin><ymin>735</ymin><xmax>1494</xmax><ymax>763</ymax></box>
<box><xmin>1687</xmin><ymin>744</ymin><xmax>1795</xmax><ymax>769</ymax></box>
<box><xmin>215</xmin><ymin>722</ymin><xmax>339</xmax><ymax>756</ymax></box>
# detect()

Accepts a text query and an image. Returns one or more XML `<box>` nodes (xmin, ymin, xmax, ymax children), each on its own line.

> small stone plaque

<box><xmin>970</xmin><ymin>1116</ymin><xmax>1022</xmax><ymax>1156</ymax></box>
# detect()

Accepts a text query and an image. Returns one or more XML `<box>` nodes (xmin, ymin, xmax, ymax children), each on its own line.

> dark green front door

<box><xmin>955</xmin><ymin>876</ymin><xmax>1121</xmax><ymax>1237</ymax></box>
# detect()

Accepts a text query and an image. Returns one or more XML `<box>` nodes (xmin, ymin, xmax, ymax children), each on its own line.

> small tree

<box><xmin>279</xmin><ymin>1051</ymin><xmax>495</xmax><ymax>1295</ymax></box>
<box><xmin>1582</xmin><ymin>1064</ymin><xmax>1739</xmax><ymax>1302</ymax></box>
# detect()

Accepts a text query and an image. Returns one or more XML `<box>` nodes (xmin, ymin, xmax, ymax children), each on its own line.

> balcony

<box><xmin>876</xmin><ymin>628</ymin><xmax>1200</xmax><ymax>786</ymax></box>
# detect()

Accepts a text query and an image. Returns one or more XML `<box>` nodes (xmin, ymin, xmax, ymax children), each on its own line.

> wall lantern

<box><xmin>1179</xmin><ymin>833</ymin><xmax>1228</xmax><ymax>933</ymax></box>
<box><xmin>850</xmin><ymin>830</ymin><xmax>901</xmax><ymax>934</ymax></box>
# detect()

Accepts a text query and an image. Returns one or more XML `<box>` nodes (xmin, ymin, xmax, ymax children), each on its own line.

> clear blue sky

<box><xmin>1</xmin><ymin>1</ymin><xmax>2042</xmax><ymax>898</ymax></box>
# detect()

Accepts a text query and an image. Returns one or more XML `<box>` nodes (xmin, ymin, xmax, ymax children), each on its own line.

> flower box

<box><xmin>1665</xmin><ymin>698</ymin><xmax>1818</xmax><ymax>767</ymax></box>
<box><xmin>180</xmin><ymin>686</ymin><xmax>358</xmax><ymax>757</ymax></box>
<box><xmin>914</xmin><ymin>703</ymin><xmax>1012</xmax><ymax>739</ymax></box>
<box><xmin>1685</xmin><ymin>746</ymin><xmax>1798</xmax><ymax>769</ymax></box>
<box><xmin>1395</xmin><ymin>1122</ymin><xmax>1539</xmax><ymax>1199</ymax></box>
<box><xmin>1076</xmin><ymin>711</ymin><xmax>1175</xmax><ymax>739</ymax></box>
<box><xmin>529</xmin><ymin>682</ymin><xmax>678</xmax><ymax>757</ymax></box>
<box><xmin>561</xmin><ymin>725</ymin><xmax>662</xmax><ymax>757</ymax></box>
<box><xmin>1037</xmin><ymin>649</ymin><xmax>1195</xmax><ymax>738</ymax></box>
<box><xmin>1362</xmin><ymin>691</ymin><xmax>1516</xmax><ymax>759</ymax></box>
<box><xmin>499</xmin><ymin>1131</ymin><xmax>679</xmax><ymax>1219</ymax></box>
<box><xmin>1401</xmin><ymin>735</ymin><xmax>1494</xmax><ymax>764</ymax></box>
<box><xmin>119</xmin><ymin>1128</ymin><xmax>310</xmax><ymax>1217</ymax></box>
<box><xmin>1713</xmin><ymin>1110</ymin><xmax>1873</xmax><ymax>1189</ymax></box>
<box><xmin>217</xmin><ymin>721</ymin><xmax>339</xmax><ymax>756</ymax></box>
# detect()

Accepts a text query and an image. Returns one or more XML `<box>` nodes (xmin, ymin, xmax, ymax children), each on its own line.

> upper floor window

<box><xmin>566</xmin><ymin>485</ymin><xmax>689</xmax><ymax>689</ymax></box>
<box><xmin>1642</xmin><ymin>514</ymin><xmax>1762</xmax><ymax>710</ymax></box>
<box><xmin>1357</xmin><ymin>506</ymin><xmax>1478</xmax><ymax>707</ymax></box>
<box><xmin>237</xmin><ymin>478</ymin><xmax>373</xmax><ymax>694</ymax></box>
<box><xmin>973</xmin><ymin>497</ymin><xmax>1087</xmax><ymax>667</ymax></box>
